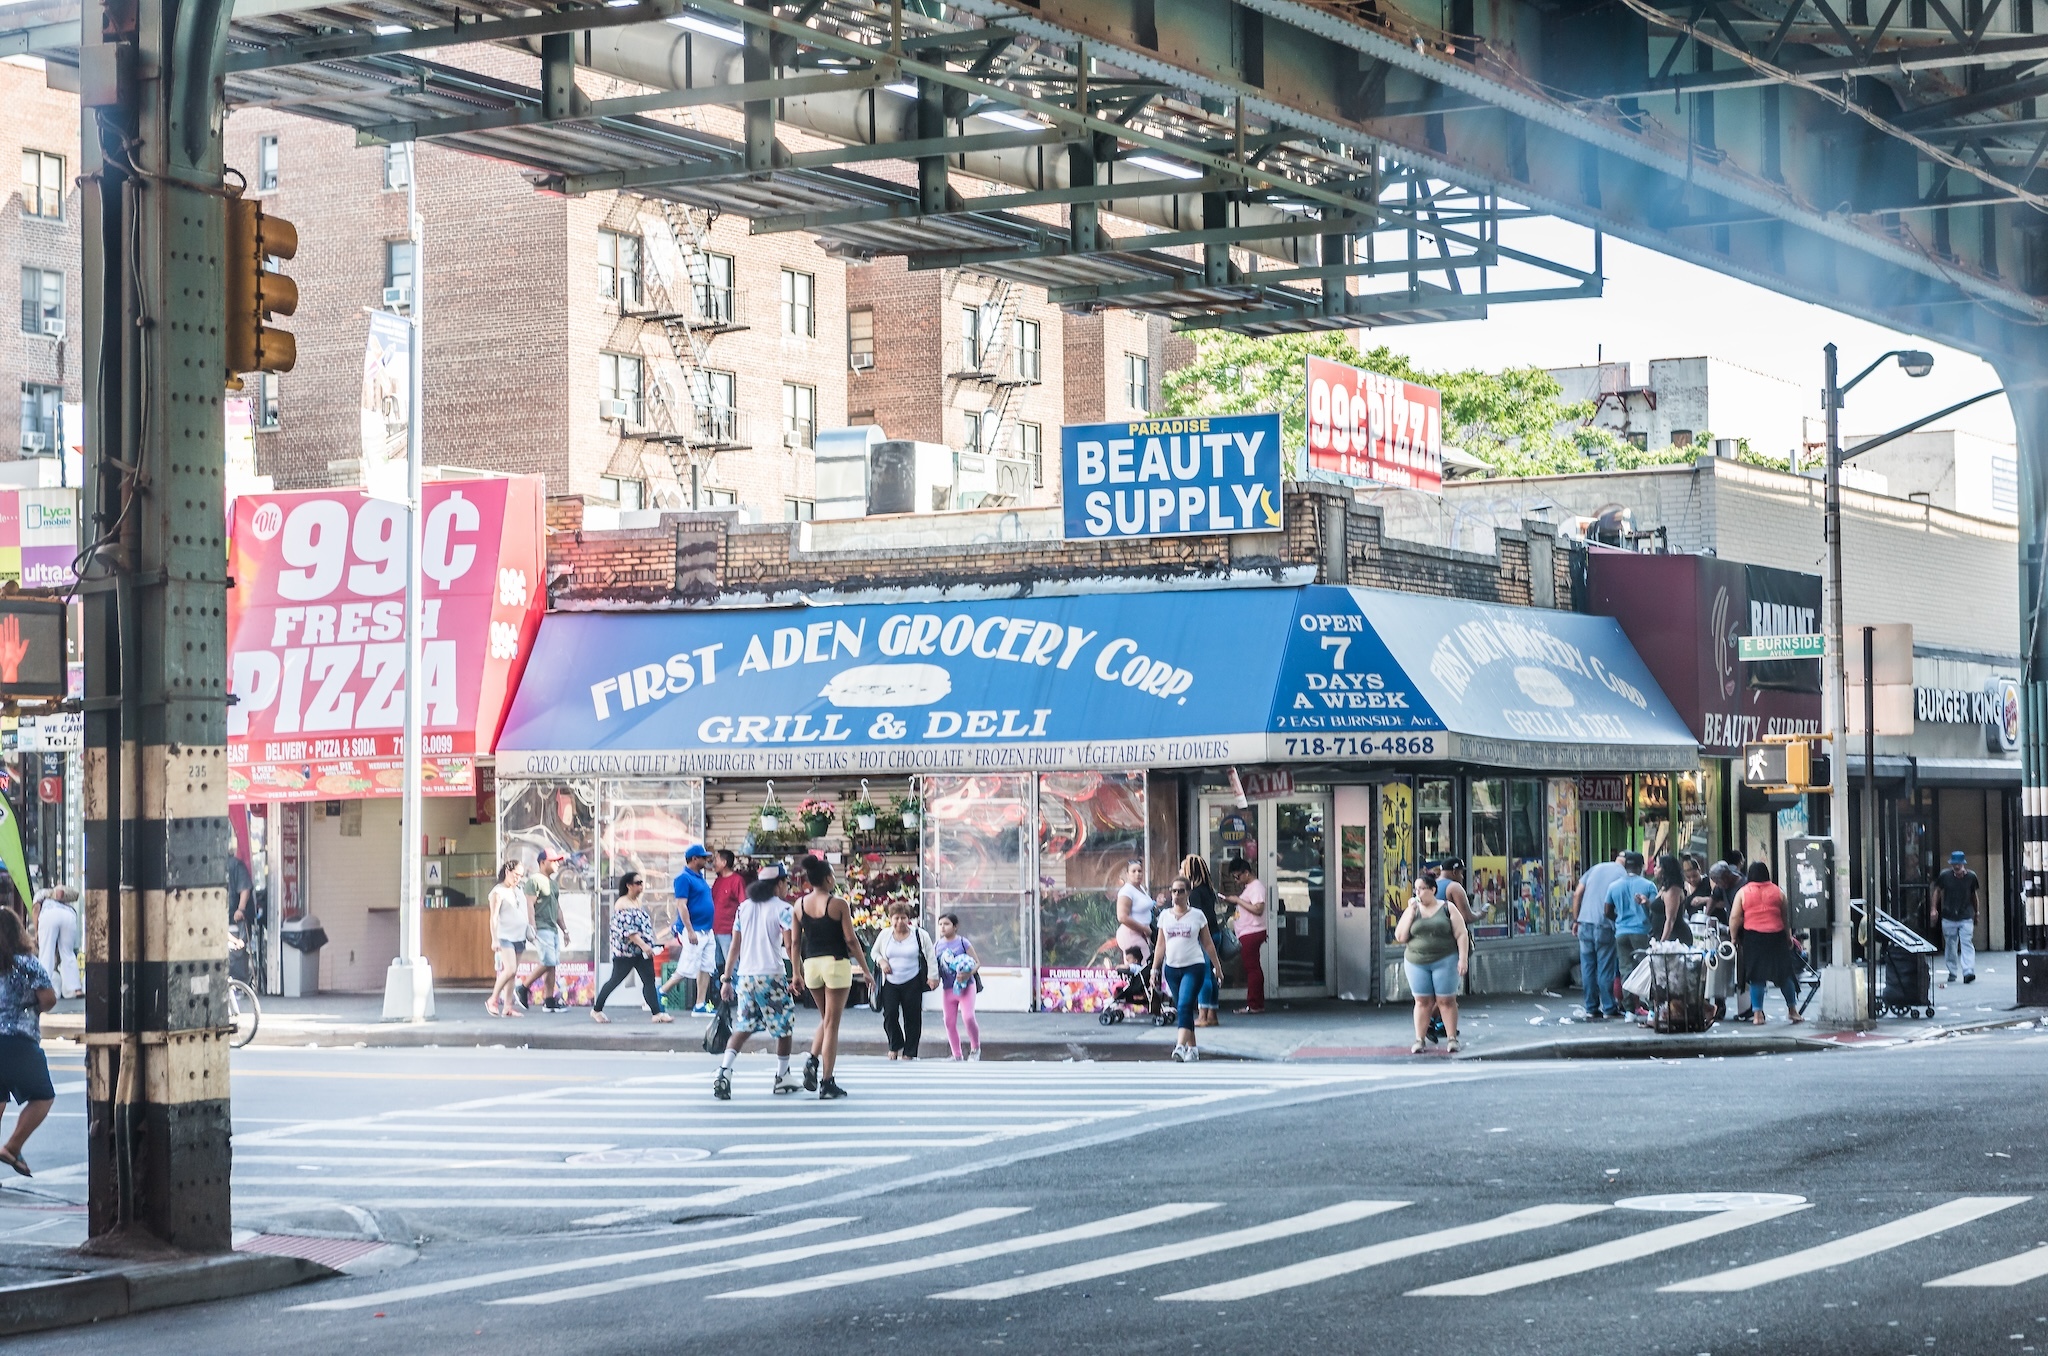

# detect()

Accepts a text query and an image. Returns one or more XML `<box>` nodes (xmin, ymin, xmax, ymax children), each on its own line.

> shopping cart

<box><xmin>1854</xmin><ymin>899</ymin><xmax>1938</xmax><ymax>1020</ymax></box>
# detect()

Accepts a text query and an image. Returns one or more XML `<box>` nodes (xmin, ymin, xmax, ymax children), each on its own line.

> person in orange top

<box><xmin>1729</xmin><ymin>859</ymin><xmax>1805</xmax><ymax>1026</ymax></box>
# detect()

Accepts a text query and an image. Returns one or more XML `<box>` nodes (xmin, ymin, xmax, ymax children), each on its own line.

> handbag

<box><xmin>1215</xmin><ymin>925</ymin><xmax>1242</xmax><ymax>963</ymax></box>
<box><xmin>701</xmin><ymin>996</ymin><xmax>733</xmax><ymax>1054</ymax></box>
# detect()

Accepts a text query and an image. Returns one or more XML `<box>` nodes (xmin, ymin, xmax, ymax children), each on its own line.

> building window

<box><xmin>19</xmin><ymin>267</ymin><xmax>62</xmax><ymax>336</ymax></box>
<box><xmin>1626</xmin><ymin>431</ymin><xmax>1649</xmax><ymax>450</ymax></box>
<box><xmin>255</xmin><ymin>372</ymin><xmax>281</xmax><ymax>430</ymax></box>
<box><xmin>382</xmin><ymin>143</ymin><xmax>412</xmax><ymax>191</ymax></box>
<box><xmin>702</xmin><ymin>486</ymin><xmax>737</xmax><ymax>508</ymax></box>
<box><xmin>1018</xmin><ymin>421</ymin><xmax>1043</xmax><ymax>486</ymax></box>
<box><xmin>18</xmin><ymin>384</ymin><xmax>60</xmax><ymax>455</ymax></box>
<box><xmin>602</xmin><ymin>476</ymin><xmax>645</xmax><ymax>510</ymax></box>
<box><xmin>20</xmin><ymin>151</ymin><xmax>63</xmax><ymax>220</ymax></box>
<box><xmin>780</xmin><ymin>268</ymin><xmax>814</xmax><ymax>336</ymax></box>
<box><xmin>599</xmin><ymin>352</ymin><xmax>645</xmax><ymax>424</ymax></box>
<box><xmin>963</xmin><ymin>410</ymin><xmax>987</xmax><ymax>456</ymax></box>
<box><xmin>1015</xmin><ymin>318</ymin><xmax>1042</xmax><ymax>382</ymax></box>
<box><xmin>695</xmin><ymin>369</ymin><xmax>739</xmax><ymax>443</ymax></box>
<box><xmin>961</xmin><ymin>304</ymin><xmax>983</xmax><ymax>368</ymax></box>
<box><xmin>599</xmin><ymin>230</ymin><xmax>643</xmax><ymax>308</ymax></box>
<box><xmin>782</xmin><ymin>383</ymin><xmax>816</xmax><ymax>450</ymax></box>
<box><xmin>848</xmin><ymin>308</ymin><xmax>874</xmax><ymax>370</ymax></box>
<box><xmin>256</xmin><ymin>134</ymin><xmax>280</xmax><ymax>192</ymax></box>
<box><xmin>384</xmin><ymin>241</ymin><xmax>414</xmax><ymax>309</ymax></box>
<box><xmin>784</xmin><ymin>497</ymin><xmax>815</xmax><ymax>522</ymax></box>
<box><xmin>1124</xmin><ymin>352</ymin><xmax>1150</xmax><ymax>414</ymax></box>
<box><xmin>697</xmin><ymin>252</ymin><xmax>735</xmax><ymax>324</ymax></box>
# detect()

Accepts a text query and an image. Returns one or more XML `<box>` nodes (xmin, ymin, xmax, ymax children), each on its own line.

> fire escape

<box><xmin>946</xmin><ymin>276</ymin><xmax>1040</xmax><ymax>506</ymax></box>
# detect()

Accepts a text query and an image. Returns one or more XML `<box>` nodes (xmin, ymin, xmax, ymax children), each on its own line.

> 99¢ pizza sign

<box><xmin>225</xmin><ymin>478</ymin><xmax>545</xmax><ymax>802</ymax></box>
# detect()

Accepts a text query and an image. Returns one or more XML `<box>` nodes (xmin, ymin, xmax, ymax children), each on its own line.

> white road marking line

<box><xmin>290</xmin><ymin>1216</ymin><xmax>853</xmax><ymax>1311</ymax></box>
<box><xmin>228</xmin><ymin>1174</ymin><xmax>812</xmax><ymax>1188</ymax></box>
<box><xmin>717</xmin><ymin>1202</ymin><xmax>1219</xmax><ymax>1299</ymax></box>
<box><xmin>493</xmin><ymin>1207</ymin><xmax>1029</xmax><ymax>1305</ymax></box>
<box><xmin>50</xmin><ymin>1081</ymin><xmax>84</xmax><ymax>1095</ymax></box>
<box><xmin>1928</xmin><ymin>1244</ymin><xmax>2048</xmax><ymax>1287</ymax></box>
<box><xmin>932</xmin><ymin>1201</ymin><xmax>1408</xmax><ymax>1302</ymax></box>
<box><xmin>1407</xmin><ymin>1205</ymin><xmax>1807</xmax><ymax>1297</ymax></box>
<box><xmin>1161</xmin><ymin>1205</ymin><xmax>1609</xmax><ymax>1302</ymax></box>
<box><xmin>1661</xmin><ymin>1197</ymin><xmax>2031</xmax><ymax>1292</ymax></box>
<box><xmin>365</xmin><ymin>1109</ymin><xmax>1161</xmax><ymax>1122</ymax></box>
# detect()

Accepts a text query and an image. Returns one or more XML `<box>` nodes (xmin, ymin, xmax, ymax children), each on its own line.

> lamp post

<box><xmin>1818</xmin><ymin>344</ymin><xmax>2000</xmax><ymax>1024</ymax></box>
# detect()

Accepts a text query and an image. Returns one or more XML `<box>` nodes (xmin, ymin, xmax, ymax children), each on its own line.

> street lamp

<box><xmin>1818</xmin><ymin>344</ymin><xmax>1999</xmax><ymax>1025</ymax></box>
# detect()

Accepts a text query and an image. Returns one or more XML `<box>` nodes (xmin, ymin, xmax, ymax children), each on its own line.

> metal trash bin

<box><xmin>1646</xmin><ymin>950</ymin><xmax>1710</xmax><ymax>1033</ymax></box>
<box><xmin>279</xmin><ymin>918</ymin><xmax>328</xmax><ymax>997</ymax></box>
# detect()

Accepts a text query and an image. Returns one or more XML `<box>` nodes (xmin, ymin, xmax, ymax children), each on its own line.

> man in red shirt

<box><xmin>710</xmin><ymin>848</ymin><xmax>746</xmax><ymax>978</ymax></box>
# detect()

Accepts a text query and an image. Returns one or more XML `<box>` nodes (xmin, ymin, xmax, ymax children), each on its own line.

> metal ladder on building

<box><xmin>967</xmin><ymin>278</ymin><xmax>1024</xmax><ymax>459</ymax></box>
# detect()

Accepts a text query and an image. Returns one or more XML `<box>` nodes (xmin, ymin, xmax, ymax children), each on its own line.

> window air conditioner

<box><xmin>383</xmin><ymin>286</ymin><xmax>412</xmax><ymax>309</ymax></box>
<box><xmin>598</xmin><ymin>398</ymin><xmax>631</xmax><ymax>420</ymax></box>
<box><xmin>19</xmin><ymin>433</ymin><xmax>47</xmax><ymax>454</ymax></box>
<box><xmin>849</xmin><ymin>352</ymin><xmax>874</xmax><ymax>372</ymax></box>
<box><xmin>782</xmin><ymin>430</ymin><xmax>805</xmax><ymax>449</ymax></box>
<box><xmin>40</xmin><ymin>318</ymin><xmax>64</xmax><ymax>339</ymax></box>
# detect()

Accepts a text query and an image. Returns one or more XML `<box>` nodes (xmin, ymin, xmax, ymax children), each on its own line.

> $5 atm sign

<box><xmin>226</xmin><ymin>478</ymin><xmax>546</xmax><ymax>762</ymax></box>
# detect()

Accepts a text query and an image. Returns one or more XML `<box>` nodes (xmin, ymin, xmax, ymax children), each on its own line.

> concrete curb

<box><xmin>1461</xmin><ymin>1032</ymin><xmax>1836</xmax><ymax>1060</ymax></box>
<box><xmin>0</xmin><ymin>1252</ymin><xmax>334</xmax><ymax>1337</ymax></box>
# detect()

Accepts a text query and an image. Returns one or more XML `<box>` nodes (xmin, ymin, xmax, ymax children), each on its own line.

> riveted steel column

<box><xmin>80</xmin><ymin>0</ymin><xmax>236</xmax><ymax>1253</ymax></box>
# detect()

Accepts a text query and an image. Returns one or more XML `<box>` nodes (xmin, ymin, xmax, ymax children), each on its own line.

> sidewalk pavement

<box><xmin>40</xmin><ymin>956</ymin><xmax>2036</xmax><ymax>1062</ymax></box>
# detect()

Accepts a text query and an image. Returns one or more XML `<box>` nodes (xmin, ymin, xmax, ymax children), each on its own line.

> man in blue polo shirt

<box><xmin>1606</xmin><ymin>852</ymin><xmax>1658</xmax><ymax>1015</ymax></box>
<box><xmin>672</xmin><ymin>845</ymin><xmax>718</xmax><ymax>1014</ymax></box>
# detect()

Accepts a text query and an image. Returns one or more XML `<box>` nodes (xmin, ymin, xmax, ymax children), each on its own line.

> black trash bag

<box><xmin>281</xmin><ymin>927</ymin><xmax>328</xmax><ymax>953</ymax></box>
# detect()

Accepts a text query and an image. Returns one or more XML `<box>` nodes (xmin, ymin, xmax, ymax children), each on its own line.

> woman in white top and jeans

<box><xmin>1114</xmin><ymin>859</ymin><xmax>1155</xmax><ymax>962</ymax></box>
<box><xmin>1150</xmin><ymin>877</ymin><xmax>1223</xmax><ymax>1063</ymax></box>
<box><xmin>867</xmin><ymin>902</ymin><xmax>938</xmax><ymax>1059</ymax></box>
<box><xmin>486</xmin><ymin>861</ymin><xmax>530</xmax><ymax>1018</ymax></box>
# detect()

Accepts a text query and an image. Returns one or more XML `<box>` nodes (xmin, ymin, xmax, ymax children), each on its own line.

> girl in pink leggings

<box><xmin>935</xmin><ymin>913</ymin><xmax>982</xmax><ymax>1060</ymax></box>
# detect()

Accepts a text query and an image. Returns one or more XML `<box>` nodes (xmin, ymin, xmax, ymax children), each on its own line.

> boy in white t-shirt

<box><xmin>714</xmin><ymin>866</ymin><xmax>805</xmax><ymax>1100</ymax></box>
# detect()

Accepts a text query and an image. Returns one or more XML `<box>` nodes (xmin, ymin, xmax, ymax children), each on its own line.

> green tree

<box><xmin>1160</xmin><ymin>330</ymin><xmax>1704</xmax><ymax>479</ymax></box>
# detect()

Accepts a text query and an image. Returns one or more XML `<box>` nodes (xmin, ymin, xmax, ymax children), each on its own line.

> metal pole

<box><xmin>1864</xmin><ymin>625</ymin><xmax>1878</xmax><ymax>1017</ymax></box>
<box><xmin>1824</xmin><ymin>345</ymin><xmax>1854</xmax><ymax>982</ymax></box>
<box><xmin>383</xmin><ymin>141</ymin><xmax>434</xmax><ymax>1021</ymax></box>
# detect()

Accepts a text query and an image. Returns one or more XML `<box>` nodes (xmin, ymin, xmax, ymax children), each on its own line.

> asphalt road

<box><xmin>8</xmin><ymin>1031</ymin><xmax>2048</xmax><ymax>1354</ymax></box>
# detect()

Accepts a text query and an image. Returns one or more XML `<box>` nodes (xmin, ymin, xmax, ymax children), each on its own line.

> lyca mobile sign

<box><xmin>1062</xmin><ymin>412</ymin><xmax>1283</xmax><ymax>541</ymax></box>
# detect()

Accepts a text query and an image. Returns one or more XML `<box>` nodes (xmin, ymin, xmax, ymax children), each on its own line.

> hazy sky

<box><xmin>1358</xmin><ymin>216</ymin><xmax>2016</xmax><ymax>448</ymax></box>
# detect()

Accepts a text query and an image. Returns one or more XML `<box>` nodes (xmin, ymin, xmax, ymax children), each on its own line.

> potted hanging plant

<box><xmin>752</xmin><ymin>782</ymin><xmax>784</xmax><ymax>837</ymax></box>
<box><xmin>799</xmin><ymin>795</ymin><xmax>837</xmax><ymax>839</ymax></box>
<box><xmin>846</xmin><ymin>795</ymin><xmax>881</xmax><ymax>833</ymax></box>
<box><xmin>894</xmin><ymin>792</ymin><xmax>922</xmax><ymax>831</ymax></box>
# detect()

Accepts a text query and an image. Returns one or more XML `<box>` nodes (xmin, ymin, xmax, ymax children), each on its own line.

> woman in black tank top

<box><xmin>794</xmin><ymin>855</ymin><xmax>871</xmax><ymax>1099</ymax></box>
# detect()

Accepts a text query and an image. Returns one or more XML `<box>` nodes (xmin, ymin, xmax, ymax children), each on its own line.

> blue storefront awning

<box><xmin>495</xmin><ymin>585</ymin><xmax>1700</xmax><ymax>778</ymax></box>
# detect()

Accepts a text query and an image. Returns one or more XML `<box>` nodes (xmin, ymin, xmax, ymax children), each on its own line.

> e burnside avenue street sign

<box><xmin>1738</xmin><ymin>633</ymin><xmax>1826</xmax><ymax>662</ymax></box>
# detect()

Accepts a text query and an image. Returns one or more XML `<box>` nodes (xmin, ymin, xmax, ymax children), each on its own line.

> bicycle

<box><xmin>226</xmin><ymin>934</ymin><xmax>260</xmax><ymax>1048</ymax></box>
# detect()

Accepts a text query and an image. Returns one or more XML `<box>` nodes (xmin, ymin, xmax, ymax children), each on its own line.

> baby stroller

<box><xmin>1098</xmin><ymin>956</ymin><xmax>1173</xmax><ymax>1026</ymax></box>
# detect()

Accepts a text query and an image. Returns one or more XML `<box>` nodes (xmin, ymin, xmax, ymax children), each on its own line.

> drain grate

<box><xmin>236</xmin><ymin>1234</ymin><xmax>385</xmax><ymax>1268</ymax></box>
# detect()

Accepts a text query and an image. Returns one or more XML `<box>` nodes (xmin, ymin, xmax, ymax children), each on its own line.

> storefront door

<box><xmin>1198</xmin><ymin>793</ymin><xmax>1333</xmax><ymax>999</ymax></box>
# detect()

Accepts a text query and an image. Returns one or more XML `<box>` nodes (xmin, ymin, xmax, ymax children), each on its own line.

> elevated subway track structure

<box><xmin>12</xmin><ymin>0</ymin><xmax>2048</xmax><ymax>1248</ymax></box>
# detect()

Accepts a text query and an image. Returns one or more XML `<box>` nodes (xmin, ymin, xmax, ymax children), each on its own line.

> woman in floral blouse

<box><xmin>0</xmin><ymin>909</ymin><xmax>55</xmax><ymax>1174</ymax></box>
<box><xmin>592</xmin><ymin>872</ymin><xmax>671</xmax><ymax>1023</ymax></box>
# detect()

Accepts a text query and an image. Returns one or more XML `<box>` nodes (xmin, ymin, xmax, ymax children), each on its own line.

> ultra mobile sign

<box><xmin>1305</xmin><ymin>354</ymin><xmax>1444</xmax><ymax>491</ymax></box>
<box><xmin>1061</xmin><ymin>412</ymin><xmax>1283</xmax><ymax>541</ymax></box>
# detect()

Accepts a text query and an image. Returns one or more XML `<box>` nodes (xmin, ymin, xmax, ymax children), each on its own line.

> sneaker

<box><xmin>1965</xmin><ymin>974</ymin><xmax>1977</xmax><ymax>984</ymax></box>
<box><xmin>515</xmin><ymin>984</ymin><xmax>532</xmax><ymax>1010</ymax></box>
<box><xmin>803</xmin><ymin>1053</ymin><xmax>820</xmax><ymax>1092</ymax></box>
<box><xmin>773</xmin><ymin>1071</ymin><xmax>805</xmax><ymax>1095</ymax></box>
<box><xmin>1170</xmin><ymin>1045</ymin><xmax>1189</xmax><ymax>1063</ymax></box>
<box><xmin>543</xmin><ymin>997</ymin><xmax>564</xmax><ymax>1013</ymax></box>
<box><xmin>818</xmin><ymin>1077</ymin><xmax>847</xmax><ymax>1100</ymax></box>
<box><xmin>1185</xmin><ymin>1046</ymin><xmax>1199</xmax><ymax>1063</ymax></box>
<box><xmin>968</xmin><ymin>1047</ymin><xmax>981</xmax><ymax>1062</ymax></box>
<box><xmin>1583</xmin><ymin>1010</ymin><xmax>1605</xmax><ymax>1021</ymax></box>
<box><xmin>712</xmin><ymin>1070</ymin><xmax>731</xmax><ymax>1101</ymax></box>
<box><xmin>691</xmin><ymin>1003</ymin><xmax>716</xmax><ymax>1015</ymax></box>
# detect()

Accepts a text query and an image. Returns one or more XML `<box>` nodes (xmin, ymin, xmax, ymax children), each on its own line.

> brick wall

<box><xmin>1</xmin><ymin>59</ymin><xmax>83</xmax><ymax>462</ymax></box>
<box><xmin>546</xmin><ymin>481</ymin><xmax>1558</xmax><ymax>610</ymax></box>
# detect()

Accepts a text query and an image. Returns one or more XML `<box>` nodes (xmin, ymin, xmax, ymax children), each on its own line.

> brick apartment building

<box><xmin>5</xmin><ymin>58</ymin><xmax>81</xmax><ymax>468</ymax></box>
<box><xmin>6</xmin><ymin>49</ymin><xmax>1193</xmax><ymax>518</ymax></box>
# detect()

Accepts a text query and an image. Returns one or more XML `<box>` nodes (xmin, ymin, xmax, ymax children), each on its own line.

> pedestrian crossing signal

<box><xmin>1744</xmin><ymin>736</ymin><xmax>1830</xmax><ymax>792</ymax></box>
<box><xmin>224</xmin><ymin>191</ymin><xmax>298</xmax><ymax>385</ymax></box>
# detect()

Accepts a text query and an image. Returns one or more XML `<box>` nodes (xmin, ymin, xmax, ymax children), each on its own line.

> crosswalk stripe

<box><xmin>1159</xmin><ymin>1205</ymin><xmax>1607</xmax><ymax>1302</ymax></box>
<box><xmin>715</xmin><ymin>1202</ymin><xmax>1219</xmax><ymax>1300</ymax></box>
<box><xmin>1660</xmin><ymin>1197</ymin><xmax>2030</xmax><ymax>1292</ymax></box>
<box><xmin>930</xmin><ymin>1201</ymin><xmax>1408</xmax><ymax>1302</ymax></box>
<box><xmin>1408</xmin><ymin>1205</ymin><xmax>1807</xmax><ymax>1297</ymax></box>
<box><xmin>492</xmin><ymin>1206</ymin><xmax>1028</xmax><ymax>1305</ymax></box>
<box><xmin>1927</xmin><ymin>1244</ymin><xmax>2048</xmax><ymax>1287</ymax></box>
<box><xmin>289</xmin><ymin>1216</ymin><xmax>853</xmax><ymax>1311</ymax></box>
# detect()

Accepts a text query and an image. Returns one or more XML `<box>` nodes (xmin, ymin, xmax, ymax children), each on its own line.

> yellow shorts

<box><xmin>802</xmin><ymin>956</ymin><xmax>853</xmax><ymax>990</ymax></box>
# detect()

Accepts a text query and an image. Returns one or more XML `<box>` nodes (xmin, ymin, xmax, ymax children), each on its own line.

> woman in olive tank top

<box><xmin>1394</xmin><ymin>875</ymin><xmax>1471</xmax><ymax>1054</ymax></box>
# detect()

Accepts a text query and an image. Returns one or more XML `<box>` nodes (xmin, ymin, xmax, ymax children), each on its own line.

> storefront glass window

<box><xmin>1545</xmin><ymin>778</ymin><xmax>1581</xmax><ymax>934</ymax></box>
<box><xmin>1674</xmin><ymin>769</ymin><xmax>1710</xmax><ymax>861</ymax></box>
<box><xmin>1037</xmin><ymin>771</ymin><xmax>1146</xmax><ymax>968</ymax></box>
<box><xmin>1637</xmin><ymin>773</ymin><xmax>1672</xmax><ymax>861</ymax></box>
<box><xmin>1509</xmin><ymin>778</ymin><xmax>1545</xmax><ymax>936</ymax></box>
<box><xmin>923</xmin><ymin>774</ymin><xmax>1032</xmax><ymax>974</ymax></box>
<box><xmin>1377</xmin><ymin>781</ymin><xmax>1413</xmax><ymax>944</ymax></box>
<box><xmin>500</xmin><ymin>781</ymin><xmax>597</xmax><ymax>891</ymax></box>
<box><xmin>1416</xmin><ymin>778</ymin><xmax>1455</xmax><ymax>862</ymax></box>
<box><xmin>599</xmin><ymin>779</ymin><xmax>705</xmax><ymax>945</ymax></box>
<box><xmin>1273</xmin><ymin>799</ymin><xmax>1327</xmax><ymax>989</ymax></box>
<box><xmin>1467</xmin><ymin>777</ymin><xmax>1508</xmax><ymax>938</ymax></box>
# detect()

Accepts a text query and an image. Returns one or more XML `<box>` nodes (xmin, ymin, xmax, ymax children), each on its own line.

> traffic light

<box><xmin>224</xmin><ymin>191</ymin><xmax>298</xmax><ymax>386</ymax></box>
<box><xmin>1744</xmin><ymin>736</ymin><xmax>1831</xmax><ymax>792</ymax></box>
